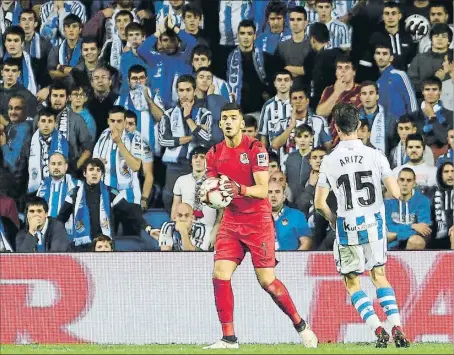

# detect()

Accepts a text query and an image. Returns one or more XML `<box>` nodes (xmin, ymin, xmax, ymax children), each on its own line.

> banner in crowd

<box><xmin>0</xmin><ymin>252</ymin><xmax>452</xmax><ymax>344</ymax></box>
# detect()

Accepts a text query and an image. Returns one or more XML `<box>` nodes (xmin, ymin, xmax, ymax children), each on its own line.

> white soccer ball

<box><xmin>200</xmin><ymin>177</ymin><xmax>233</xmax><ymax>209</ymax></box>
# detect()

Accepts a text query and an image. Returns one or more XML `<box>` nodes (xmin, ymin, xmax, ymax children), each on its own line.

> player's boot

<box><xmin>375</xmin><ymin>326</ymin><xmax>390</xmax><ymax>348</ymax></box>
<box><xmin>298</xmin><ymin>324</ymin><xmax>318</xmax><ymax>348</ymax></box>
<box><xmin>392</xmin><ymin>326</ymin><xmax>410</xmax><ymax>348</ymax></box>
<box><xmin>202</xmin><ymin>339</ymin><xmax>239</xmax><ymax>349</ymax></box>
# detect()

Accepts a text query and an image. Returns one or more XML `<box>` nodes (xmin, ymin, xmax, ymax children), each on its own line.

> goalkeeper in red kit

<box><xmin>201</xmin><ymin>103</ymin><xmax>318</xmax><ymax>349</ymax></box>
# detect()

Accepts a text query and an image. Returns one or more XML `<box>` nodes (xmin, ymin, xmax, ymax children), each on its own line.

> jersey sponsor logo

<box><xmin>257</xmin><ymin>153</ymin><xmax>268</xmax><ymax>167</ymax></box>
<box><xmin>343</xmin><ymin>220</ymin><xmax>378</xmax><ymax>233</ymax></box>
<box><xmin>240</xmin><ymin>153</ymin><xmax>249</xmax><ymax>164</ymax></box>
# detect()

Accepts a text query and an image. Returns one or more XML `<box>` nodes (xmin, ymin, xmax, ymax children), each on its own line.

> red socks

<box><xmin>213</xmin><ymin>278</ymin><xmax>235</xmax><ymax>337</ymax></box>
<box><xmin>264</xmin><ymin>278</ymin><xmax>302</xmax><ymax>325</ymax></box>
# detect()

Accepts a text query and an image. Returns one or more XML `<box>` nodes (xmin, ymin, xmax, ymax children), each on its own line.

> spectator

<box><xmin>436</xmin><ymin>129</ymin><xmax>454</xmax><ymax>168</ymax></box>
<box><xmin>429</xmin><ymin>162</ymin><xmax>454</xmax><ymax>250</ymax></box>
<box><xmin>316</xmin><ymin>54</ymin><xmax>361</xmax><ymax>143</ymax></box>
<box><xmin>124</xmin><ymin>110</ymin><xmax>154</xmax><ymax>211</ymax></box>
<box><xmin>359</xmin><ymin>80</ymin><xmax>397</xmax><ymax>155</ymax></box>
<box><xmin>357</xmin><ymin>119</ymin><xmax>373</xmax><ymax>148</ymax></box>
<box><xmin>0</xmin><ymin>95</ymin><xmax>33</xmax><ymax>204</ymax></box>
<box><xmin>255</xmin><ymin>1</ymin><xmax>290</xmax><ymax>55</ymax></box>
<box><xmin>137</xmin><ymin>15</ymin><xmax>197</xmax><ymax>108</ymax></box>
<box><xmin>389</xmin><ymin>115</ymin><xmax>434</xmax><ymax>169</ymax></box>
<box><xmin>57</xmin><ymin>158</ymin><xmax>153</xmax><ymax>250</ymax></box>
<box><xmin>158</xmin><ymin>75</ymin><xmax>212</xmax><ymax>211</ymax></box>
<box><xmin>191</xmin><ymin>45</ymin><xmax>231</xmax><ymax>102</ymax></box>
<box><xmin>19</xmin><ymin>9</ymin><xmax>52</xmax><ymax>88</ymax></box>
<box><xmin>46</xmin><ymin>82</ymin><xmax>92</xmax><ymax>174</ymax></box>
<box><xmin>385</xmin><ymin>167</ymin><xmax>432</xmax><ymax>250</ymax></box>
<box><xmin>0</xmin><ymin>57</ymin><xmax>37</xmax><ymax>118</ymax></box>
<box><xmin>39</xmin><ymin>0</ymin><xmax>86</xmax><ymax>46</ymax></box>
<box><xmin>440</xmin><ymin>53</ymin><xmax>454</xmax><ymax>111</ymax></box>
<box><xmin>392</xmin><ymin>133</ymin><xmax>437</xmax><ymax>195</ymax></box>
<box><xmin>0</xmin><ymin>186</ymin><xmax>20</xmax><ymax>229</ymax></box>
<box><xmin>226</xmin><ymin>19</ymin><xmax>273</xmax><ymax>115</ymax></box>
<box><xmin>258</xmin><ymin>70</ymin><xmax>293</xmax><ymax>148</ymax></box>
<box><xmin>92</xmin><ymin>106</ymin><xmax>143</xmax><ymax>199</ymax></box>
<box><xmin>408</xmin><ymin>23</ymin><xmax>452</xmax><ymax>96</ymax></box>
<box><xmin>86</xmin><ymin>67</ymin><xmax>119</xmax><ymax>138</ymax></box>
<box><xmin>47</xmin><ymin>14</ymin><xmax>83</xmax><ymax>81</ymax></box>
<box><xmin>92</xmin><ymin>234</ymin><xmax>114</xmax><ymax>251</ymax></box>
<box><xmin>410</xmin><ymin>76</ymin><xmax>453</xmax><ymax>159</ymax></box>
<box><xmin>242</xmin><ymin>114</ymin><xmax>258</xmax><ymax>138</ymax></box>
<box><xmin>0</xmin><ymin>0</ymin><xmax>22</xmax><ymax>34</ymax></box>
<box><xmin>27</xmin><ymin>107</ymin><xmax>69</xmax><ymax>194</ymax></box>
<box><xmin>159</xmin><ymin>202</ymin><xmax>209</xmax><ymax>251</ymax></box>
<box><xmin>116</xmin><ymin>64</ymin><xmax>165</xmax><ymax>155</ymax></box>
<box><xmin>69</xmin><ymin>85</ymin><xmax>97</xmax><ymax>142</ymax></box>
<box><xmin>0</xmin><ymin>216</ymin><xmax>16</xmax><ymax>252</ymax></box>
<box><xmin>275</xmin><ymin>6</ymin><xmax>311</xmax><ymax>88</ymax></box>
<box><xmin>156</xmin><ymin>0</ymin><xmax>185</xmax><ymax>30</ymax></box>
<box><xmin>418</xmin><ymin>3</ymin><xmax>453</xmax><ymax>54</ymax></box>
<box><xmin>268</xmin><ymin>151</ymin><xmax>280</xmax><ymax>175</ymax></box>
<box><xmin>36</xmin><ymin>152</ymin><xmax>79</xmax><ymax>234</ymax></box>
<box><xmin>269</xmin><ymin>170</ymin><xmax>293</xmax><ymax>204</ymax></box>
<box><xmin>3</xmin><ymin>26</ymin><xmax>38</xmax><ymax>94</ymax></box>
<box><xmin>374</xmin><ymin>42</ymin><xmax>418</xmax><ymax>119</ymax></box>
<box><xmin>16</xmin><ymin>196</ymin><xmax>69</xmax><ymax>252</ymax></box>
<box><xmin>70</xmin><ymin>37</ymin><xmax>103</xmax><ymax>89</ymax></box>
<box><xmin>269</xmin><ymin>181</ymin><xmax>312</xmax><ymax>251</ymax></box>
<box><xmin>285</xmin><ymin>124</ymin><xmax>314</xmax><ymax>200</ymax></box>
<box><xmin>310</xmin><ymin>0</ymin><xmax>351</xmax><ymax>50</ymax></box>
<box><xmin>181</xmin><ymin>3</ymin><xmax>208</xmax><ymax>46</ymax></box>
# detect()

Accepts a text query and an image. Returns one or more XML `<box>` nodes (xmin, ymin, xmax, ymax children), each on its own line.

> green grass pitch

<box><xmin>1</xmin><ymin>343</ymin><xmax>453</xmax><ymax>354</ymax></box>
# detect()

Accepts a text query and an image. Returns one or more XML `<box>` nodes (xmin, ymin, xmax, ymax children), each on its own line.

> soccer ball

<box><xmin>200</xmin><ymin>177</ymin><xmax>233</xmax><ymax>209</ymax></box>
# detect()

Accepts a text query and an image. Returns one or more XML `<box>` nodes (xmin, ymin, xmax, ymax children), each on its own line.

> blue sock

<box><xmin>377</xmin><ymin>287</ymin><xmax>401</xmax><ymax>327</ymax></box>
<box><xmin>351</xmin><ymin>290</ymin><xmax>381</xmax><ymax>331</ymax></box>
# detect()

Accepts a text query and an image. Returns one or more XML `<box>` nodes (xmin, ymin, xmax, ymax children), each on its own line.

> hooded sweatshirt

<box><xmin>431</xmin><ymin>162</ymin><xmax>454</xmax><ymax>240</ymax></box>
<box><xmin>385</xmin><ymin>189</ymin><xmax>432</xmax><ymax>248</ymax></box>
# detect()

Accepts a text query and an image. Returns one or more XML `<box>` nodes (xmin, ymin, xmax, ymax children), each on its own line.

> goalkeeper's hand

<box><xmin>220</xmin><ymin>175</ymin><xmax>246</xmax><ymax>198</ymax></box>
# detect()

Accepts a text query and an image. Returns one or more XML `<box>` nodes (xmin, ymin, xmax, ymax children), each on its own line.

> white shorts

<box><xmin>333</xmin><ymin>237</ymin><xmax>387</xmax><ymax>275</ymax></box>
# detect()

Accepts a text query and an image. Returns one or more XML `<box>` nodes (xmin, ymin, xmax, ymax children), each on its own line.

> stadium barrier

<box><xmin>0</xmin><ymin>251</ymin><xmax>452</xmax><ymax>345</ymax></box>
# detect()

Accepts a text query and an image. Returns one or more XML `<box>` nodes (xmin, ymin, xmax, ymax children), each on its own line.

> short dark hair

<box><xmin>25</xmin><ymin>196</ymin><xmax>49</xmax><ymax>215</ymax></box>
<box><xmin>399</xmin><ymin>167</ymin><xmax>416</xmax><ymax>180</ymax></box>
<box><xmin>191</xmin><ymin>44</ymin><xmax>212</xmax><ymax>62</ymax></box>
<box><xmin>406</xmin><ymin>133</ymin><xmax>425</xmax><ymax>148</ymax></box>
<box><xmin>243</xmin><ymin>115</ymin><xmax>257</xmax><ymax>129</ymax></box>
<box><xmin>290</xmin><ymin>86</ymin><xmax>310</xmax><ymax>98</ymax></box>
<box><xmin>332</xmin><ymin>103</ymin><xmax>360</xmax><ymax>135</ymax></box>
<box><xmin>49</xmin><ymin>81</ymin><xmax>69</xmax><ymax>96</ymax></box>
<box><xmin>360</xmin><ymin>80</ymin><xmax>379</xmax><ymax>93</ymax></box>
<box><xmin>288</xmin><ymin>5</ymin><xmax>307</xmax><ymax>21</ymax></box>
<box><xmin>116</xmin><ymin>9</ymin><xmax>134</xmax><ymax>22</ymax></box>
<box><xmin>429</xmin><ymin>3</ymin><xmax>449</xmax><ymax>16</ymax></box>
<box><xmin>269</xmin><ymin>151</ymin><xmax>280</xmax><ymax>165</ymax></box>
<box><xmin>83</xmin><ymin>158</ymin><xmax>105</xmax><ymax>174</ymax></box>
<box><xmin>20</xmin><ymin>8</ymin><xmax>38</xmax><ymax>23</ymax></box>
<box><xmin>108</xmin><ymin>105</ymin><xmax>126</xmax><ymax>116</ymax></box>
<box><xmin>273</xmin><ymin>69</ymin><xmax>293</xmax><ymax>81</ymax></box>
<box><xmin>430</xmin><ymin>23</ymin><xmax>453</xmax><ymax>43</ymax></box>
<box><xmin>92</xmin><ymin>235</ymin><xmax>114</xmax><ymax>251</ymax></box>
<box><xmin>2</xmin><ymin>57</ymin><xmax>21</xmax><ymax>70</ymax></box>
<box><xmin>4</xmin><ymin>25</ymin><xmax>25</xmax><ymax>42</ymax></box>
<box><xmin>125</xmin><ymin>109</ymin><xmax>137</xmax><ymax>124</ymax></box>
<box><xmin>221</xmin><ymin>102</ymin><xmax>242</xmax><ymax>114</ymax></box>
<box><xmin>38</xmin><ymin>107</ymin><xmax>56</xmax><ymax>120</ymax></box>
<box><xmin>182</xmin><ymin>3</ymin><xmax>202</xmax><ymax>18</ymax></box>
<box><xmin>309</xmin><ymin>22</ymin><xmax>329</xmax><ymax>43</ymax></box>
<box><xmin>374</xmin><ymin>41</ymin><xmax>393</xmax><ymax>53</ymax></box>
<box><xmin>177</xmin><ymin>74</ymin><xmax>196</xmax><ymax>89</ymax></box>
<box><xmin>81</xmin><ymin>36</ymin><xmax>98</xmax><ymax>48</ymax></box>
<box><xmin>266</xmin><ymin>1</ymin><xmax>287</xmax><ymax>19</ymax></box>
<box><xmin>309</xmin><ymin>146</ymin><xmax>327</xmax><ymax>159</ymax></box>
<box><xmin>336</xmin><ymin>54</ymin><xmax>356</xmax><ymax>70</ymax></box>
<box><xmin>422</xmin><ymin>76</ymin><xmax>442</xmax><ymax>90</ymax></box>
<box><xmin>295</xmin><ymin>124</ymin><xmax>314</xmax><ymax>137</ymax></box>
<box><xmin>70</xmin><ymin>84</ymin><xmax>89</xmax><ymax>95</ymax></box>
<box><xmin>195</xmin><ymin>66</ymin><xmax>213</xmax><ymax>76</ymax></box>
<box><xmin>315</xmin><ymin>0</ymin><xmax>333</xmax><ymax>5</ymax></box>
<box><xmin>383</xmin><ymin>1</ymin><xmax>401</xmax><ymax>11</ymax></box>
<box><xmin>63</xmin><ymin>14</ymin><xmax>82</xmax><ymax>27</ymax></box>
<box><xmin>359</xmin><ymin>118</ymin><xmax>370</xmax><ymax>131</ymax></box>
<box><xmin>189</xmin><ymin>146</ymin><xmax>208</xmax><ymax>163</ymax></box>
<box><xmin>128</xmin><ymin>64</ymin><xmax>147</xmax><ymax>78</ymax></box>
<box><xmin>238</xmin><ymin>19</ymin><xmax>256</xmax><ymax>33</ymax></box>
<box><xmin>126</xmin><ymin>22</ymin><xmax>144</xmax><ymax>36</ymax></box>
<box><xmin>93</xmin><ymin>66</ymin><xmax>112</xmax><ymax>79</ymax></box>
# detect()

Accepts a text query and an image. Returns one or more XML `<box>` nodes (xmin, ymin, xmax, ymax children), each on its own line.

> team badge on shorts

<box><xmin>240</xmin><ymin>153</ymin><xmax>249</xmax><ymax>164</ymax></box>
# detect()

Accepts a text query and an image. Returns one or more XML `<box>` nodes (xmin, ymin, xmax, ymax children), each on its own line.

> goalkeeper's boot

<box><xmin>298</xmin><ymin>323</ymin><xmax>318</xmax><ymax>348</ymax></box>
<box><xmin>202</xmin><ymin>338</ymin><xmax>239</xmax><ymax>349</ymax></box>
<box><xmin>392</xmin><ymin>326</ymin><xmax>410</xmax><ymax>348</ymax></box>
<box><xmin>375</xmin><ymin>326</ymin><xmax>390</xmax><ymax>348</ymax></box>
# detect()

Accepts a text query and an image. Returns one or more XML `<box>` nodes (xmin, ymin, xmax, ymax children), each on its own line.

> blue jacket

<box><xmin>274</xmin><ymin>206</ymin><xmax>311</xmax><ymax>251</ymax></box>
<box><xmin>1</xmin><ymin>121</ymin><xmax>32</xmax><ymax>177</ymax></box>
<box><xmin>377</xmin><ymin>65</ymin><xmax>418</xmax><ymax>119</ymax></box>
<box><xmin>384</xmin><ymin>190</ymin><xmax>431</xmax><ymax>248</ymax></box>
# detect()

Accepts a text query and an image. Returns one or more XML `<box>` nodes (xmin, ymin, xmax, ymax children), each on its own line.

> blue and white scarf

<box><xmin>37</xmin><ymin>174</ymin><xmax>79</xmax><ymax>235</ymax></box>
<box><xmin>73</xmin><ymin>182</ymin><xmax>111</xmax><ymax>246</ymax></box>
<box><xmin>104</xmin><ymin>33</ymin><xmax>123</xmax><ymax>70</ymax></box>
<box><xmin>28</xmin><ymin>129</ymin><xmax>69</xmax><ymax>193</ymax></box>
<box><xmin>0</xmin><ymin>0</ymin><xmax>21</xmax><ymax>34</ymax></box>
<box><xmin>58</xmin><ymin>39</ymin><xmax>82</xmax><ymax>66</ymax></box>
<box><xmin>422</xmin><ymin>101</ymin><xmax>446</xmax><ymax>134</ymax></box>
<box><xmin>227</xmin><ymin>46</ymin><xmax>266</xmax><ymax>105</ymax></box>
<box><xmin>29</xmin><ymin>33</ymin><xmax>42</xmax><ymax>59</ymax></box>
<box><xmin>117</xmin><ymin>86</ymin><xmax>156</xmax><ymax>153</ymax></box>
<box><xmin>360</xmin><ymin>105</ymin><xmax>386</xmax><ymax>153</ymax></box>
<box><xmin>0</xmin><ymin>218</ymin><xmax>13</xmax><ymax>252</ymax></box>
<box><xmin>4</xmin><ymin>52</ymin><xmax>37</xmax><ymax>94</ymax></box>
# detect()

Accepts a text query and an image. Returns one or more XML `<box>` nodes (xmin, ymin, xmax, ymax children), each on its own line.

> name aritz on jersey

<box><xmin>340</xmin><ymin>155</ymin><xmax>363</xmax><ymax>166</ymax></box>
<box><xmin>343</xmin><ymin>220</ymin><xmax>378</xmax><ymax>232</ymax></box>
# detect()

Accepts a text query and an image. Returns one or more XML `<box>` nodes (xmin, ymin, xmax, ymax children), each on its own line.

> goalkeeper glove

<box><xmin>220</xmin><ymin>175</ymin><xmax>246</xmax><ymax>198</ymax></box>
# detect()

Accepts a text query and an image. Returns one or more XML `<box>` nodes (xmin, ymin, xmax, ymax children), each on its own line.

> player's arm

<box><xmin>314</xmin><ymin>185</ymin><xmax>336</xmax><ymax>229</ymax></box>
<box><xmin>209</xmin><ymin>209</ymin><xmax>224</xmax><ymax>249</ymax></box>
<box><xmin>380</xmin><ymin>151</ymin><xmax>401</xmax><ymax>200</ymax></box>
<box><xmin>246</xmin><ymin>170</ymin><xmax>269</xmax><ymax>199</ymax></box>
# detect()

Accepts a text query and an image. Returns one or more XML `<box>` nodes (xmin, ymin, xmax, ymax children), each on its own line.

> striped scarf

<box><xmin>58</xmin><ymin>39</ymin><xmax>82</xmax><ymax>66</ymax></box>
<box><xmin>29</xmin><ymin>33</ymin><xmax>42</xmax><ymax>59</ymax></box>
<box><xmin>3</xmin><ymin>52</ymin><xmax>37</xmax><ymax>94</ymax></box>
<box><xmin>0</xmin><ymin>219</ymin><xmax>13</xmax><ymax>252</ymax></box>
<box><xmin>0</xmin><ymin>1</ymin><xmax>21</xmax><ymax>34</ymax></box>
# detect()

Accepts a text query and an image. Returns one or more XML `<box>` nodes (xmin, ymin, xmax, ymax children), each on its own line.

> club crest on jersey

<box><xmin>257</xmin><ymin>152</ymin><xmax>268</xmax><ymax>167</ymax></box>
<box><xmin>240</xmin><ymin>153</ymin><xmax>249</xmax><ymax>164</ymax></box>
<box><xmin>282</xmin><ymin>218</ymin><xmax>288</xmax><ymax>226</ymax></box>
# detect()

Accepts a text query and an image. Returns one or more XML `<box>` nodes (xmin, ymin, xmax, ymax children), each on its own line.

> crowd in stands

<box><xmin>0</xmin><ymin>0</ymin><xmax>453</xmax><ymax>253</ymax></box>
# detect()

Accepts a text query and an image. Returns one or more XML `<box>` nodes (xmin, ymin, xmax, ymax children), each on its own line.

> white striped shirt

<box><xmin>159</xmin><ymin>221</ymin><xmax>209</xmax><ymax>251</ymax></box>
<box><xmin>304</xmin><ymin>5</ymin><xmax>339</xmax><ymax>25</ymax></box>
<box><xmin>219</xmin><ymin>0</ymin><xmax>252</xmax><ymax>46</ymax></box>
<box><xmin>307</xmin><ymin>19</ymin><xmax>351</xmax><ymax>49</ymax></box>
<box><xmin>40</xmin><ymin>1</ymin><xmax>86</xmax><ymax>24</ymax></box>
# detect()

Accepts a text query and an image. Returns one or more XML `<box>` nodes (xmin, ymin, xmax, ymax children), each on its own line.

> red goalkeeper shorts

<box><xmin>214</xmin><ymin>217</ymin><xmax>277</xmax><ymax>268</ymax></box>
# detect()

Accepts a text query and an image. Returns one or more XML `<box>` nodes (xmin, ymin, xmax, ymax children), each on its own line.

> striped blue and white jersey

<box><xmin>219</xmin><ymin>0</ymin><xmax>252</xmax><ymax>46</ymax></box>
<box><xmin>159</xmin><ymin>221</ymin><xmax>209</xmax><ymax>251</ymax></box>
<box><xmin>318</xmin><ymin>140</ymin><xmax>393</xmax><ymax>246</ymax></box>
<box><xmin>304</xmin><ymin>5</ymin><xmax>339</xmax><ymax>24</ymax></box>
<box><xmin>306</xmin><ymin>19</ymin><xmax>351</xmax><ymax>49</ymax></box>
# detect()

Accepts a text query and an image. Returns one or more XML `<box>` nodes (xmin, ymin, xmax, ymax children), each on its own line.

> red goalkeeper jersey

<box><xmin>206</xmin><ymin>135</ymin><xmax>271</xmax><ymax>223</ymax></box>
